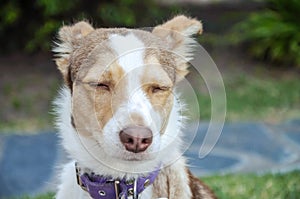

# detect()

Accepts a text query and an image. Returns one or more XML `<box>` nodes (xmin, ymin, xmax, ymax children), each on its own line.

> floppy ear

<box><xmin>152</xmin><ymin>15</ymin><xmax>202</xmax><ymax>81</ymax></box>
<box><xmin>53</xmin><ymin>21</ymin><xmax>94</xmax><ymax>85</ymax></box>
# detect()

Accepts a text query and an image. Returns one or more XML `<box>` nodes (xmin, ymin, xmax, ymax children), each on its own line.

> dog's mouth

<box><xmin>121</xmin><ymin>152</ymin><xmax>155</xmax><ymax>161</ymax></box>
<box><xmin>117</xmin><ymin>150</ymin><xmax>156</xmax><ymax>162</ymax></box>
<box><xmin>95</xmin><ymin>140</ymin><xmax>156</xmax><ymax>162</ymax></box>
<box><xmin>124</xmin><ymin>156</ymin><xmax>143</xmax><ymax>161</ymax></box>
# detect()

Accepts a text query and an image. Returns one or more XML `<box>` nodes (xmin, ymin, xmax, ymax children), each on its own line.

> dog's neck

<box><xmin>75</xmin><ymin>162</ymin><xmax>161</xmax><ymax>199</ymax></box>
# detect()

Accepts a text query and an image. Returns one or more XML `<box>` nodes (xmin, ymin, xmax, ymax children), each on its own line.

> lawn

<box><xmin>197</xmin><ymin>71</ymin><xmax>300</xmax><ymax>123</ymax></box>
<box><xmin>203</xmin><ymin>171</ymin><xmax>300</xmax><ymax>199</ymax></box>
<box><xmin>15</xmin><ymin>170</ymin><xmax>300</xmax><ymax>199</ymax></box>
<box><xmin>15</xmin><ymin>193</ymin><xmax>54</xmax><ymax>199</ymax></box>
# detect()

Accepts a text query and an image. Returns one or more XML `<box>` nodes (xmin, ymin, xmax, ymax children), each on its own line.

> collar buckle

<box><xmin>133</xmin><ymin>178</ymin><xmax>139</xmax><ymax>199</ymax></box>
<box><xmin>114</xmin><ymin>180</ymin><xmax>120</xmax><ymax>199</ymax></box>
<box><xmin>75</xmin><ymin>162</ymin><xmax>87</xmax><ymax>192</ymax></box>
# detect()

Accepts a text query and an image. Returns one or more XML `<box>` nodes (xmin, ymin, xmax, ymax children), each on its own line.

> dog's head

<box><xmin>54</xmin><ymin>15</ymin><xmax>202</xmax><ymax>175</ymax></box>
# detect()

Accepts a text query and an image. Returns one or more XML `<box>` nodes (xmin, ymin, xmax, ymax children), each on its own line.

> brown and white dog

<box><xmin>53</xmin><ymin>15</ymin><xmax>216</xmax><ymax>199</ymax></box>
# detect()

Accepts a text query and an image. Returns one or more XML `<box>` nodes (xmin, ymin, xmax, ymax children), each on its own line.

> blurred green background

<box><xmin>0</xmin><ymin>0</ymin><xmax>180</xmax><ymax>53</ymax></box>
<box><xmin>1</xmin><ymin>0</ymin><xmax>300</xmax><ymax>65</ymax></box>
<box><xmin>0</xmin><ymin>0</ymin><xmax>300</xmax><ymax>198</ymax></box>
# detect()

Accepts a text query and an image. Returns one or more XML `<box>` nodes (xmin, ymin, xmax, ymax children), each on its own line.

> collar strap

<box><xmin>75</xmin><ymin>162</ymin><xmax>161</xmax><ymax>199</ymax></box>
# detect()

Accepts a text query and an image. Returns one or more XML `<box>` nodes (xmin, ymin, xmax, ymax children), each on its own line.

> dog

<box><xmin>53</xmin><ymin>15</ymin><xmax>216</xmax><ymax>199</ymax></box>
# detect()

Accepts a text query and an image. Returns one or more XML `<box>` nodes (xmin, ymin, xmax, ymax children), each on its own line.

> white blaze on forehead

<box><xmin>106</xmin><ymin>32</ymin><xmax>161</xmax><ymax>131</ymax></box>
<box><xmin>109</xmin><ymin>32</ymin><xmax>153</xmax><ymax>123</ymax></box>
<box><xmin>109</xmin><ymin>33</ymin><xmax>145</xmax><ymax>73</ymax></box>
<box><xmin>129</xmin><ymin>88</ymin><xmax>153</xmax><ymax>125</ymax></box>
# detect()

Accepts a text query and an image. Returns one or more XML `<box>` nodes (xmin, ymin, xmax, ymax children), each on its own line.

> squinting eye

<box><xmin>89</xmin><ymin>82</ymin><xmax>110</xmax><ymax>91</ymax></box>
<box><xmin>96</xmin><ymin>83</ymin><xmax>110</xmax><ymax>91</ymax></box>
<box><xmin>151</xmin><ymin>86</ymin><xmax>169</xmax><ymax>93</ymax></box>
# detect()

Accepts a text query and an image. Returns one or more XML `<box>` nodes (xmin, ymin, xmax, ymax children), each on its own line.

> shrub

<box><xmin>0</xmin><ymin>0</ymin><xmax>180</xmax><ymax>53</ymax></box>
<box><xmin>231</xmin><ymin>0</ymin><xmax>300</xmax><ymax>67</ymax></box>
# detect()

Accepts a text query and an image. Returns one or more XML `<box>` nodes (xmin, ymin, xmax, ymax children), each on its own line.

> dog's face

<box><xmin>54</xmin><ymin>16</ymin><xmax>202</xmax><ymax>172</ymax></box>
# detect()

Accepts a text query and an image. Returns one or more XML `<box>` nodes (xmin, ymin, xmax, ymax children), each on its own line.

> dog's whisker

<box><xmin>160</xmin><ymin>133</ymin><xmax>182</xmax><ymax>139</ymax></box>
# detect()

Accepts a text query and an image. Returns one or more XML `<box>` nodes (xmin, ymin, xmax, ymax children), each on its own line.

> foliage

<box><xmin>203</xmin><ymin>170</ymin><xmax>300</xmax><ymax>199</ymax></box>
<box><xmin>231</xmin><ymin>0</ymin><xmax>300</xmax><ymax>67</ymax></box>
<box><xmin>0</xmin><ymin>0</ymin><xmax>180</xmax><ymax>53</ymax></box>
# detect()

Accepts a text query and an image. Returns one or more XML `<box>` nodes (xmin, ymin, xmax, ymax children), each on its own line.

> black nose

<box><xmin>119</xmin><ymin>126</ymin><xmax>153</xmax><ymax>153</ymax></box>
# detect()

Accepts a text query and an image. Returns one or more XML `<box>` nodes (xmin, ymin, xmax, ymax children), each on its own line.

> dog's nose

<box><xmin>119</xmin><ymin>126</ymin><xmax>153</xmax><ymax>153</ymax></box>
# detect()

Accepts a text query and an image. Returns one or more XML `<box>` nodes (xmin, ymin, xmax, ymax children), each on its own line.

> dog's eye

<box><xmin>89</xmin><ymin>82</ymin><xmax>110</xmax><ymax>91</ymax></box>
<box><xmin>96</xmin><ymin>83</ymin><xmax>110</xmax><ymax>91</ymax></box>
<box><xmin>151</xmin><ymin>86</ymin><xmax>169</xmax><ymax>93</ymax></box>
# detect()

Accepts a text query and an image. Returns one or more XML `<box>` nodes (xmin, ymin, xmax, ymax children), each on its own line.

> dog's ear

<box><xmin>152</xmin><ymin>15</ymin><xmax>202</xmax><ymax>81</ymax></box>
<box><xmin>53</xmin><ymin>21</ymin><xmax>94</xmax><ymax>84</ymax></box>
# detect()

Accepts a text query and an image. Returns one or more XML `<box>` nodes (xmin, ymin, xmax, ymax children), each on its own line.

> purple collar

<box><xmin>75</xmin><ymin>162</ymin><xmax>161</xmax><ymax>199</ymax></box>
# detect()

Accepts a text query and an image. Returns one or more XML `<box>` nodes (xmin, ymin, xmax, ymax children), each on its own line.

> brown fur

<box><xmin>54</xmin><ymin>15</ymin><xmax>216</xmax><ymax>199</ymax></box>
<box><xmin>187</xmin><ymin>169</ymin><xmax>217</xmax><ymax>199</ymax></box>
<box><xmin>152</xmin><ymin>159</ymin><xmax>216</xmax><ymax>199</ymax></box>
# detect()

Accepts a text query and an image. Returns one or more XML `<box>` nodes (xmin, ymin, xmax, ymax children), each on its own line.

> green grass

<box><xmin>8</xmin><ymin>193</ymin><xmax>54</xmax><ymax>199</ymax></box>
<box><xmin>15</xmin><ymin>171</ymin><xmax>300</xmax><ymax>199</ymax></box>
<box><xmin>202</xmin><ymin>171</ymin><xmax>300</xmax><ymax>199</ymax></box>
<box><xmin>0</xmin><ymin>75</ymin><xmax>60</xmax><ymax>133</ymax></box>
<box><xmin>197</xmin><ymin>72</ymin><xmax>300</xmax><ymax>122</ymax></box>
